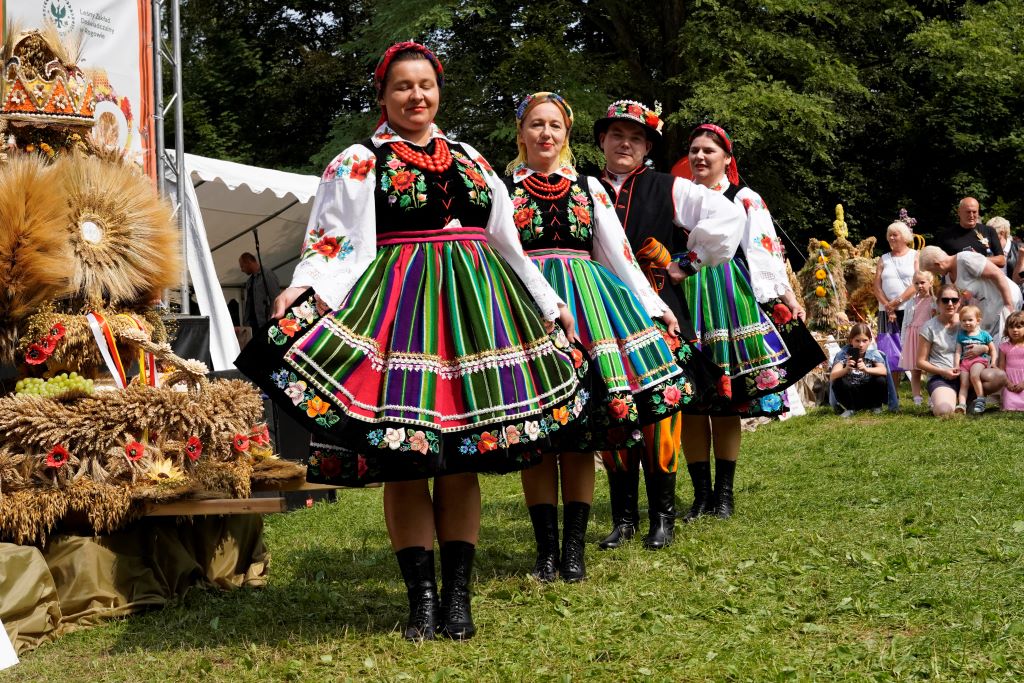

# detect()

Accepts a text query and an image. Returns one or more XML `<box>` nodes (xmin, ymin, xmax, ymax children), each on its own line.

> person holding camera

<box><xmin>829</xmin><ymin>323</ymin><xmax>898</xmax><ymax>417</ymax></box>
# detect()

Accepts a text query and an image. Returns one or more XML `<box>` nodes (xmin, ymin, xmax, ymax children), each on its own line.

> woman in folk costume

<box><xmin>504</xmin><ymin>92</ymin><xmax>693</xmax><ymax>582</ymax></box>
<box><xmin>674</xmin><ymin>123</ymin><xmax>824</xmax><ymax>520</ymax></box>
<box><xmin>235</xmin><ymin>43</ymin><xmax>588</xmax><ymax>642</ymax></box>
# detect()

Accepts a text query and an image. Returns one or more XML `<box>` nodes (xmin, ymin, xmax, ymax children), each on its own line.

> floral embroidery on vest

<box><xmin>380</xmin><ymin>153</ymin><xmax>428</xmax><ymax>209</ymax></box>
<box><xmin>567</xmin><ymin>185</ymin><xmax>592</xmax><ymax>240</ymax></box>
<box><xmin>452</xmin><ymin>150</ymin><xmax>492</xmax><ymax>208</ymax></box>
<box><xmin>511</xmin><ymin>187</ymin><xmax>543</xmax><ymax>242</ymax></box>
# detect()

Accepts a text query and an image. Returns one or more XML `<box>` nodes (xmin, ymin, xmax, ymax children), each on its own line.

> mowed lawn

<box><xmin>5</xmin><ymin>405</ymin><xmax>1024</xmax><ymax>682</ymax></box>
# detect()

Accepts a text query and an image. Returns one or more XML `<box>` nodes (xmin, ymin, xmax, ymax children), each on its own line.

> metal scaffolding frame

<box><xmin>151</xmin><ymin>0</ymin><xmax>189</xmax><ymax>314</ymax></box>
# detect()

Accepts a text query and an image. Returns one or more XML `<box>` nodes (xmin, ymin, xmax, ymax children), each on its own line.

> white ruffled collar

<box><xmin>511</xmin><ymin>162</ymin><xmax>578</xmax><ymax>183</ymax></box>
<box><xmin>371</xmin><ymin>122</ymin><xmax>451</xmax><ymax>148</ymax></box>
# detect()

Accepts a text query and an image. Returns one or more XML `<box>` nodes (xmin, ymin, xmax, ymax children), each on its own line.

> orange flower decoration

<box><xmin>514</xmin><ymin>208</ymin><xmax>535</xmax><ymax>230</ymax></box>
<box><xmin>306</xmin><ymin>396</ymin><xmax>330</xmax><ymax>418</ymax></box>
<box><xmin>391</xmin><ymin>170</ymin><xmax>415</xmax><ymax>192</ymax></box>
<box><xmin>552</xmin><ymin>406</ymin><xmax>570</xmax><ymax>425</ymax></box>
<box><xmin>465</xmin><ymin>167</ymin><xmax>487</xmax><ymax>188</ymax></box>
<box><xmin>477</xmin><ymin>432</ymin><xmax>498</xmax><ymax>453</ymax></box>
<box><xmin>572</xmin><ymin>204</ymin><xmax>591</xmax><ymax>226</ymax></box>
<box><xmin>279</xmin><ymin>317</ymin><xmax>301</xmax><ymax>337</ymax></box>
<box><xmin>349</xmin><ymin>159</ymin><xmax>374</xmax><ymax>181</ymax></box>
<box><xmin>313</xmin><ymin>236</ymin><xmax>341</xmax><ymax>259</ymax></box>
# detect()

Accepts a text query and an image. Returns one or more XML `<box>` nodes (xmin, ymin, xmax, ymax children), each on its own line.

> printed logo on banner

<box><xmin>44</xmin><ymin>0</ymin><xmax>78</xmax><ymax>34</ymax></box>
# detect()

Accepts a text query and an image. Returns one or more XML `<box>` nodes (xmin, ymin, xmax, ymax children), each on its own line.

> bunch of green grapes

<box><xmin>15</xmin><ymin>372</ymin><xmax>95</xmax><ymax>398</ymax></box>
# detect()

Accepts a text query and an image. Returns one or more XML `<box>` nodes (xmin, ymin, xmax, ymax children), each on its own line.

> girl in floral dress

<box><xmin>674</xmin><ymin>123</ymin><xmax>825</xmax><ymax>521</ymax></box>
<box><xmin>504</xmin><ymin>93</ymin><xmax>711</xmax><ymax>584</ymax></box>
<box><xmin>236</xmin><ymin>44</ymin><xmax>587</xmax><ymax>643</ymax></box>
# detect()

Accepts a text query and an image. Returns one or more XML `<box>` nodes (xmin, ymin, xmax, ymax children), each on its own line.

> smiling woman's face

<box><xmin>687</xmin><ymin>133</ymin><xmax>731</xmax><ymax>188</ymax></box>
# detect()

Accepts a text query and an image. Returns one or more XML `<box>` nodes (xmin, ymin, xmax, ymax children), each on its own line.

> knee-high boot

<box><xmin>560</xmin><ymin>501</ymin><xmax>590</xmax><ymax>582</ymax></box>
<box><xmin>643</xmin><ymin>472</ymin><xmax>676</xmax><ymax>550</ymax></box>
<box><xmin>395</xmin><ymin>546</ymin><xmax>439</xmax><ymax>641</ymax></box>
<box><xmin>713</xmin><ymin>458</ymin><xmax>736</xmax><ymax>519</ymax></box>
<box><xmin>527</xmin><ymin>504</ymin><xmax>559</xmax><ymax>582</ymax></box>
<box><xmin>597</xmin><ymin>467</ymin><xmax>640</xmax><ymax>550</ymax></box>
<box><xmin>680</xmin><ymin>460</ymin><xmax>713</xmax><ymax>522</ymax></box>
<box><xmin>439</xmin><ymin>541</ymin><xmax>476</xmax><ymax>640</ymax></box>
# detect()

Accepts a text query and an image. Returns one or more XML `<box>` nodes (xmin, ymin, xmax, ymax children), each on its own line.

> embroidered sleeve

<box><xmin>670</xmin><ymin>177</ymin><xmax>744</xmax><ymax>268</ymax></box>
<box><xmin>587</xmin><ymin>176</ymin><xmax>668</xmax><ymax>317</ymax></box>
<box><xmin>290</xmin><ymin>144</ymin><xmax>377</xmax><ymax>309</ymax></box>
<box><xmin>737</xmin><ymin>187</ymin><xmax>791</xmax><ymax>302</ymax></box>
<box><xmin>462</xmin><ymin>142</ymin><xmax>565</xmax><ymax>320</ymax></box>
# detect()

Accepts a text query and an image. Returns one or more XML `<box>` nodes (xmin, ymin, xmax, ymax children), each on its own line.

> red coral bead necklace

<box><xmin>522</xmin><ymin>173</ymin><xmax>571</xmax><ymax>201</ymax></box>
<box><xmin>391</xmin><ymin>139</ymin><xmax>452</xmax><ymax>173</ymax></box>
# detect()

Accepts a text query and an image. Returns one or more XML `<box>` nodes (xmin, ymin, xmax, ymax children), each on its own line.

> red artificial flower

<box><xmin>185</xmin><ymin>436</ymin><xmax>203</xmax><ymax>462</ymax></box>
<box><xmin>663</xmin><ymin>385</ymin><xmax>682</xmax><ymax>407</ymax></box>
<box><xmin>278</xmin><ymin>317</ymin><xmax>301</xmax><ymax>338</ymax></box>
<box><xmin>644</xmin><ymin>113</ymin><xmax>659</xmax><ymax>128</ymax></box>
<box><xmin>465</xmin><ymin>167</ymin><xmax>487</xmax><ymax>188</ymax></box>
<box><xmin>608</xmin><ymin>397</ymin><xmax>630</xmax><ymax>420</ymax></box>
<box><xmin>37</xmin><ymin>336</ymin><xmax>58</xmax><ymax>354</ymax></box>
<box><xmin>627</xmin><ymin>104</ymin><xmax>642</xmax><ymax>118</ymax></box>
<box><xmin>391</xmin><ymin>170</ymin><xmax>415</xmax><ymax>193</ymax></box>
<box><xmin>252</xmin><ymin>424</ymin><xmax>271</xmax><ymax>446</ymax></box>
<box><xmin>25</xmin><ymin>342</ymin><xmax>49</xmax><ymax>365</ymax></box>
<box><xmin>513</xmin><ymin>208</ymin><xmax>535</xmax><ymax>230</ymax></box>
<box><xmin>571</xmin><ymin>204</ymin><xmax>592</xmax><ymax>226</ymax></box>
<box><xmin>356</xmin><ymin>454</ymin><xmax>368</xmax><ymax>478</ymax></box>
<box><xmin>570</xmin><ymin>347</ymin><xmax>584</xmax><ymax>368</ymax></box>
<box><xmin>477</xmin><ymin>432</ymin><xmax>498</xmax><ymax>453</ymax></box>
<box><xmin>49</xmin><ymin>323</ymin><xmax>66</xmax><ymax>340</ymax></box>
<box><xmin>772</xmin><ymin>303</ymin><xmax>793</xmax><ymax>325</ymax></box>
<box><xmin>313</xmin><ymin>236</ymin><xmax>341</xmax><ymax>259</ymax></box>
<box><xmin>319</xmin><ymin>454</ymin><xmax>342</xmax><ymax>478</ymax></box>
<box><xmin>46</xmin><ymin>444</ymin><xmax>69</xmax><ymax>469</ymax></box>
<box><xmin>233</xmin><ymin>434</ymin><xmax>250</xmax><ymax>452</ymax></box>
<box><xmin>125</xmin><ymin>440</ymin><xmax>145</xmax><ymax>462</ymax></box>
<box><xmin>349</xmin><ymin>159</ymin><xmax>374</xmax><ymax>182</ymax></box>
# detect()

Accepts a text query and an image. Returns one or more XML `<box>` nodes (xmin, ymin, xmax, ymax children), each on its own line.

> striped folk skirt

<box><xmin>681</xmin><ymin>258</ymin><xmax>792</xmax><ymax>417</ymax></box>
<box><xmin>235</xmin><ymin>227</ymin><xmax>588</xmax><ymax>486</ymax></box>
<box><xmin>529</xmin><ymin>248</ymin><xmax>699</xmax><ymax>449</ymax></box>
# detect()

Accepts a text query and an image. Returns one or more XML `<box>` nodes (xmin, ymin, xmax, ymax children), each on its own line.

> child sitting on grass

<box><xmin>829</xmin><ymin>323</ymin><xmax>897</xmax><ymax>417</ymax></box>
<box><xmin>953</xmin><ymin>304</ymin><xmax>997</xmax><ymax>415</ymax></box>
<box><xmin>997</xmin><ymin>311</ymin><xmax>1024</xmax><ymax>412</ymax></box>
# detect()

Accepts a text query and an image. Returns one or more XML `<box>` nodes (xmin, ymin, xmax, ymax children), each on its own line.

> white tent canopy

<box><xmin>167</xmin><ymin>153</ymin><xmax>320</xmax><ymax>370</ymax></box>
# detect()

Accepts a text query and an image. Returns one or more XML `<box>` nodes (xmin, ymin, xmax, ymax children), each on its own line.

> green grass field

<box><xmin>5</xmin><ymin>405</ymin><xmax>1024</xmax><ymax>682</ymax></box>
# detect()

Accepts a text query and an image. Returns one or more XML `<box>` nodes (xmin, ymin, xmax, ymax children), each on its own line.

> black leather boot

<box><xmin>643</xmin><ymin>472</ymin><xmax>676</xmax><ymax>550</ymax></box>
<box><xmin>680</xmin><ymin>460</ymin><xmax>713</xmax><ymax>522</ymax></box>
<box><xmin>438</xmin><ymin>541</ymin><xmax>476</xmax><ymax>640</ymax></box>
<box><xmin>528</xmin><ymin>504</ymin><xmax>559</xmax><ymax>582</ymax></box>
<box><xmin>560</xmin><ymin>501</ymin><xmax>590</xmax><ymax>583</ymax></box>
<box><xmin>395</xmin><ymin>546</ymin><xmax>439</xmax><ymax>641</ymax></box>
<box><xmin>598</xmin><ymin>467</ymin><xmax>640</xmax><ymax>550</ymax></box>
<box><xmin>713</xmin><ymin>458</ymin><xmax>736</xmax><ymax>519</ymax></box>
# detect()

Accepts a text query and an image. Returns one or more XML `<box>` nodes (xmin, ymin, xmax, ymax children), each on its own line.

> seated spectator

<box><xmin>829</xmin><ymin>323</ymin><xmax>898</xmax><ymax>417</ymax></box>
<box><xmin>918</xmin><ymin>245</ymin><xmax>1022</xmax><ymax>339</ymax></box>
<box><xmin>953</xmin><ymin>305</ymin><xmax>997</xmax><ymax>415</ymax></box>
<box><xmin>916</xmin><ymin>284</ymin><xmax>1007</xmax><ymax>416</ymax></box>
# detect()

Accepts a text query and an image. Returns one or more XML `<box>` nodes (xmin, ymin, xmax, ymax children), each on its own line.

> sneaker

<box><xmin>912</xmin><ymin>396</ymin><xmax>923</xmax><ymax>406</ymax></box>
<box><xmin>872</xmin><ymin>407</ymin><xmax>884</xmax><ymax>415</ymax></box>
<box><xmin>840</xmin><ymin>409</ymin><xmax>855</xmax><ymax>418</ymax></box>
<box><xmin>954</xmin><ymin>403</ymin><xmax>966</xmax><ymax>415</ymax></box>
<box><xmin>971</xmin><ymin>397</ymin><xmax>987</xmax><ymax>415</ymax></box>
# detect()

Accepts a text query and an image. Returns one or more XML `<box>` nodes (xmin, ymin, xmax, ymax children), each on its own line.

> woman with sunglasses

<box><xmin>917</xmin><ymin>284</ymin><xmax>1007</xmax><ymax>416</ymax></box>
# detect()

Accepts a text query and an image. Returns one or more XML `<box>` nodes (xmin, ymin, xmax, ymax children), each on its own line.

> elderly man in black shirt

<box><xmin>938</xmin><ymin>197</ymin><xmax>1005</xmax><ymax>269</ymax></box>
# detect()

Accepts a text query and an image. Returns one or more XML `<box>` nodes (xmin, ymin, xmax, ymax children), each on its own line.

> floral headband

<box><xmin>373</xmin><ymin>41</ymin><xmax>445</xmax><ymax>98</ymax></box>
<box><xmin>515</xmin><ymin>92</ymin><xmax>574</xmax><ymax>128</ymax></box>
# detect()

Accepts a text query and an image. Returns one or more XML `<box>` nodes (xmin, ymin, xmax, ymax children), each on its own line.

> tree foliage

<box><xmin>173</xmin><ymin>0</ymin><xmax>1024</xmax><ymax>247</ymax></box>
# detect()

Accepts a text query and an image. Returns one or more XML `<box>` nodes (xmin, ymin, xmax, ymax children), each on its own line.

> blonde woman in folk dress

<box><xmin>236</xmin><ymin>44</ymin><xmax>588</xmax><ymax>642</ymax></box>
<box><xmin>505</xmin><ymin>93</ymin><xmax>694</xmax><ymax>582</ymax></box>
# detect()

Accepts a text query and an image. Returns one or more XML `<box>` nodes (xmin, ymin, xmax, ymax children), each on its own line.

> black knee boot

<box><xmin>395</xmin><ymin>546</ymin><xmax>439</xmax><ymax>641</ymax></box>
<box><xmin>643</xmin><ymin>472</ymin><xmax>676</xmax><ymax>550</ymax></box>
<box><xmin>680</xmin><ymin>460</ymin><xmax>713</xmax><ymax>522</ymax></box>
<box><xmin>713</xmin><ymin>458</ymin><xmax>736</xmax><ymax>519</ymax></box>
<box><xmin>439</xmin><ymin>541</ymin><xmax>476</xmax><ymax>640</ymax></box>
<box><xmin>598</xmin><ymin>467</ymin><xmax>640</xmax><ymax>550</ymax></box>
<box><xmin>560</xmin><ymin>501</ymin><xmax>590</xmax><ymax>582</ymax></box>
<box><xmin>528</xmin><ymin>504</ymin><xmax>559</xmax><ymax>582</ymax></box>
